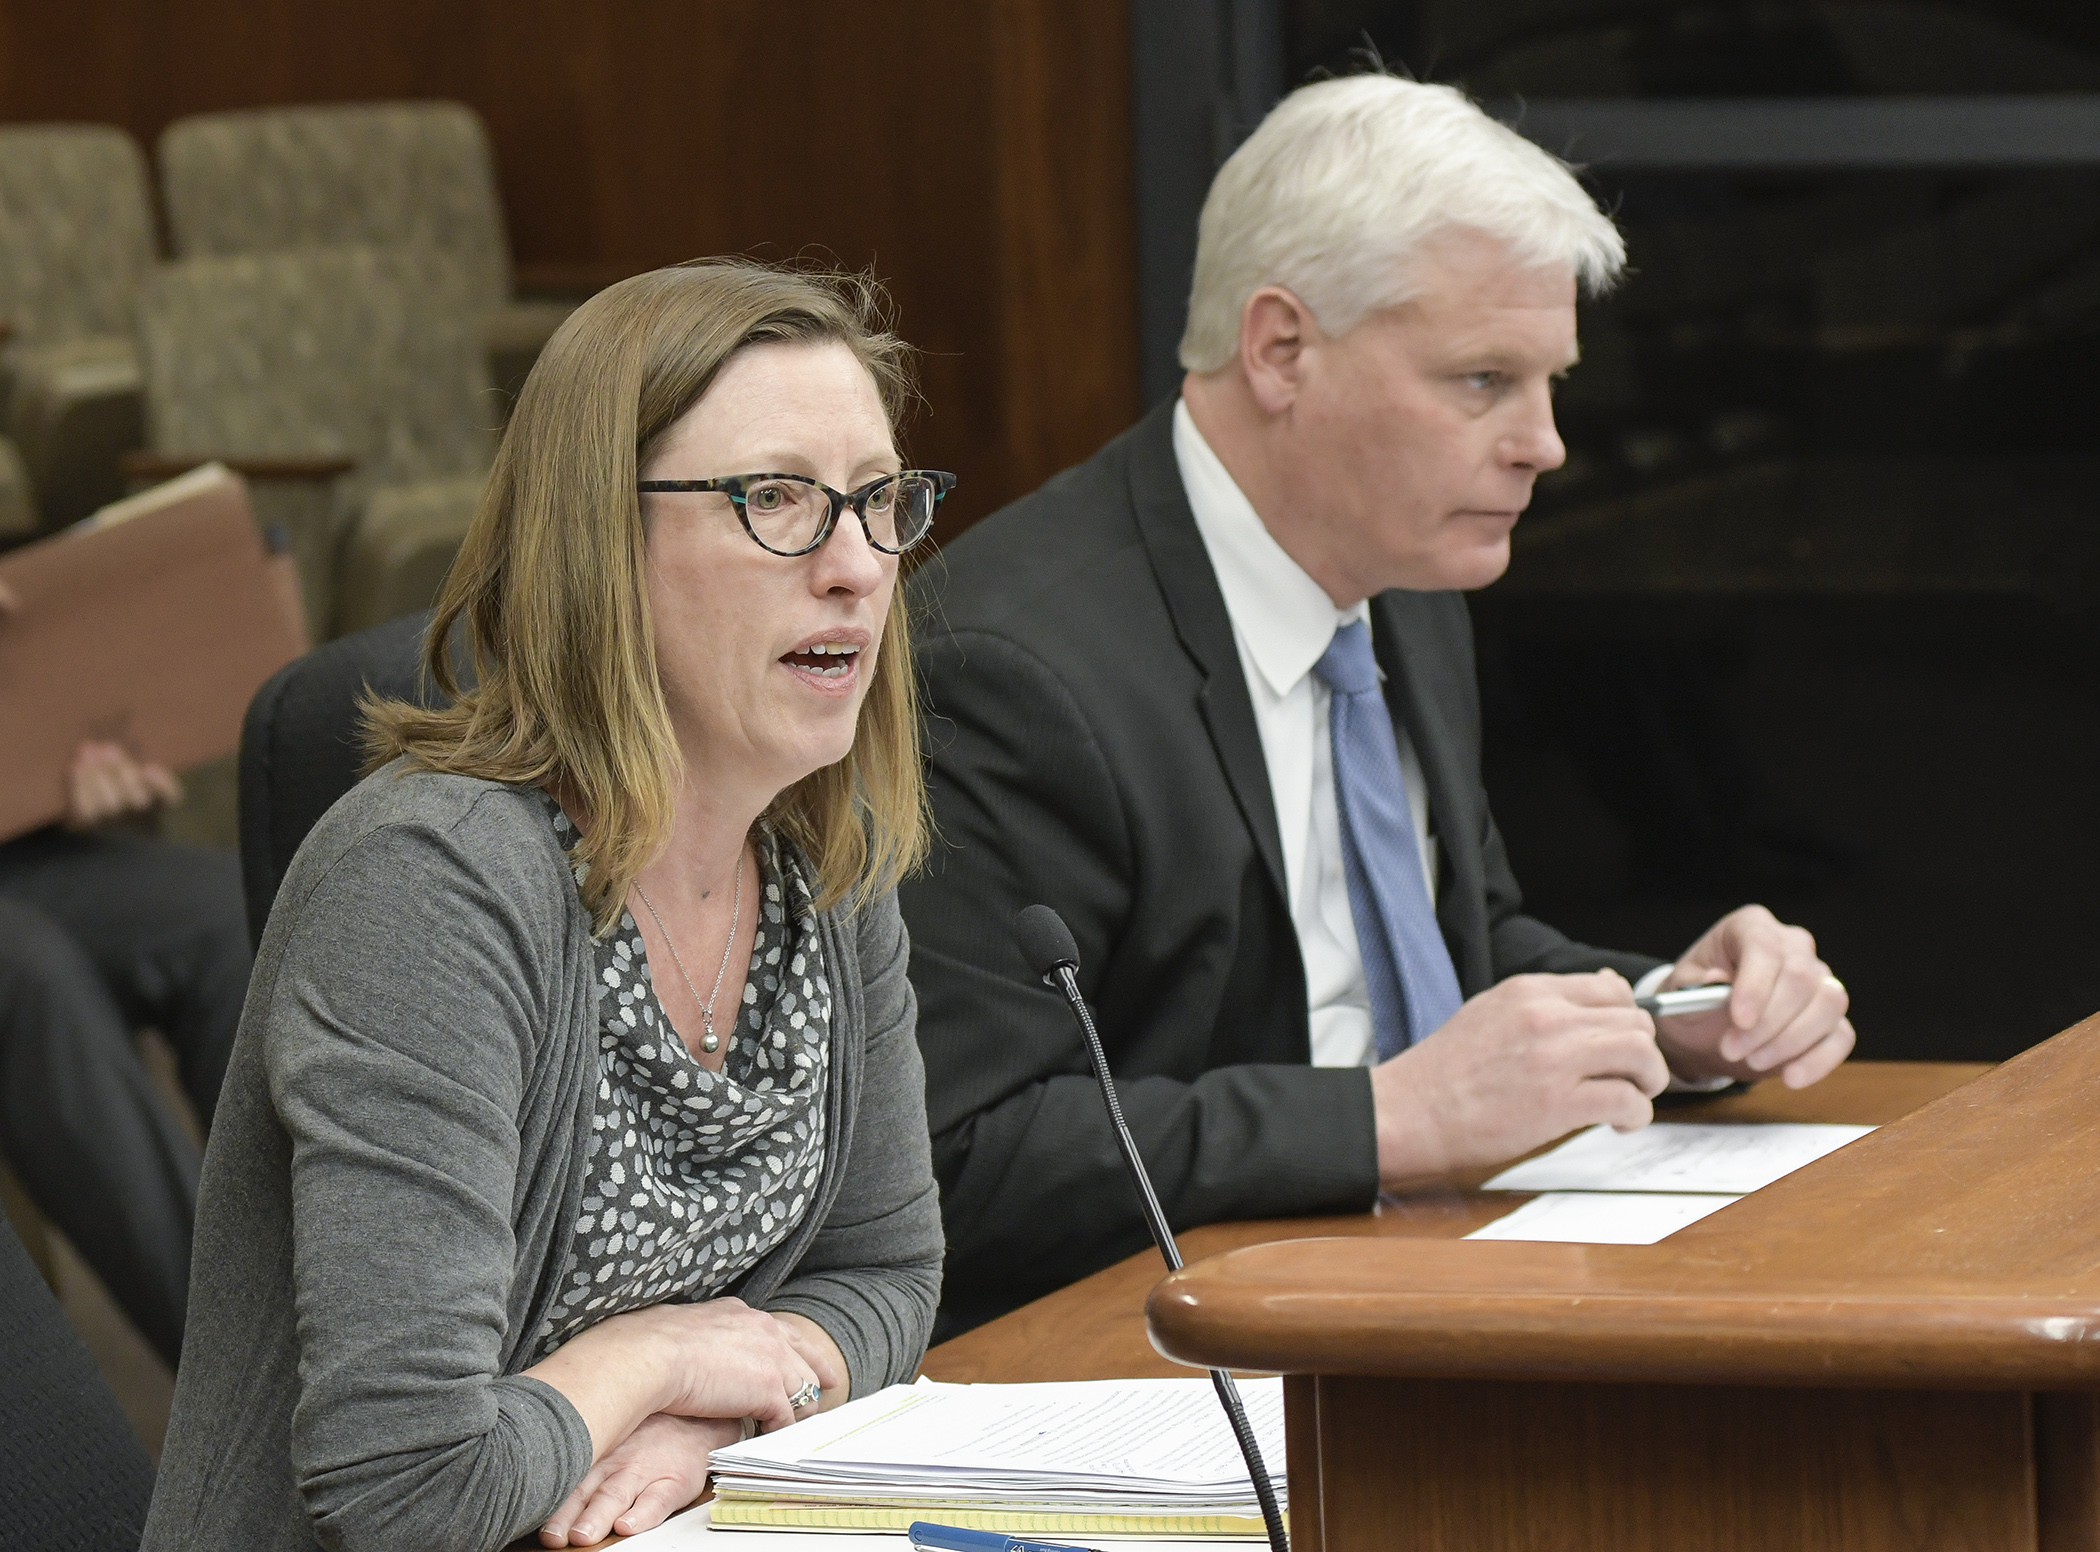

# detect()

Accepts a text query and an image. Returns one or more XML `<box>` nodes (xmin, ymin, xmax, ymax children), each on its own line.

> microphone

<box><xmin>1014</xmin><ymin>905</ymin><xmax>1289</xmax><ymax>1552</ymax></box>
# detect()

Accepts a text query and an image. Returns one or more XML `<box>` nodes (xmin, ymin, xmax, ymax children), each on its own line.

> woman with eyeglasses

<box><xmin>144</xmin><ymin>262</ymin><xmax>950</xmax><ymax>1552</ymax></box>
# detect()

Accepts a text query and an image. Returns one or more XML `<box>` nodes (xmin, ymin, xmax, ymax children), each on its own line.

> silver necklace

<box><xmin>633</xmin><ymin>853</ymin><xmax>743</xmax><ymax>1055</ymax></box>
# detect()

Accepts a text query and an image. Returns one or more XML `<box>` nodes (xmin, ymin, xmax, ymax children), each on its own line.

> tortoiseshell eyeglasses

<box><xmin>637</xmin><ymin>470</ymin><xmax>954</xmax><ymax>556</ymax></box>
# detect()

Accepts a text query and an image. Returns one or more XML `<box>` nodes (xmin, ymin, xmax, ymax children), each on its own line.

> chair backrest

<box><xmin>158</xmin><ymin>102</ymin><xmax>512</xmax><ymax>312</ymax></box>
<box><xmin>0</xmin><ymin>1218</ymin><xmax>155</xmax><ymax>1550</ymax></box>
<box><xmin>0</xmin><ymin>124</ymin><xmax>156</xmax><ymax>345</ymax></box>
<box><xmin>238</xmin><ymin>610</ymin><xmax>475</xmax><ymax>944</ymax></box>
<box><xmin>135</xmin><ymin>245</ymin><xmax>495</xmax><ymax>488</ymax></box>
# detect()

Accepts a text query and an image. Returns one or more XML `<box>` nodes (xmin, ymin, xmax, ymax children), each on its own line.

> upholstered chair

<box><xmin>0</xmin><ymin>125</ymin><xmax>156</xmax><ymax>526</ymax></box>
<box><xmin>132</xmin><ymin>246</ymin><xmax>496</xmax><ymax>639</ymax></box>
<box><xmin>157</xmin><ymin>102</ymin><xmax>577</xmax><ymax>396</ymax></box>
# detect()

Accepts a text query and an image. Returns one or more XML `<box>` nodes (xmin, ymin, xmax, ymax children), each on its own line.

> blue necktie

<box><xmin>1313</xmin><ymin>620</ymin><xmax>1465</xmax><ymax>1061</ymax></box>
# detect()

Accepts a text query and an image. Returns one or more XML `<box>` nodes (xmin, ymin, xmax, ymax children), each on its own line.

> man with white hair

<box><xmin>901</xmin><ymin>74</ymin><xmax>1855</xmax><ymax>1335</ymax></box>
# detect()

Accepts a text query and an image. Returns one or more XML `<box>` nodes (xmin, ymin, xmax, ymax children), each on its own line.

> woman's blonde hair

<box><xmin>362</xmin><ymin>258</ymin><xmax>927</xmax><ymax>935</ymax></box>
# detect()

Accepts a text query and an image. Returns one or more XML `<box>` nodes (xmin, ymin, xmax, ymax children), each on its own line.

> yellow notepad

<box><xmin>709</xmin><ymin>1497</ymin><xmax>1277</xmax><ymax>1537</ymax></box>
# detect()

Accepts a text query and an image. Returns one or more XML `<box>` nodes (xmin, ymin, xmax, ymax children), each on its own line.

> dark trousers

<box><xmin>0</xmin><ymin>827</ymin><xmax>249</xmax><ymax>1366</ymax></box>
<box><xmin>0</xmin><ymin>1217</ymin><xmax>155</xmax><ymax>1548</ymax></box>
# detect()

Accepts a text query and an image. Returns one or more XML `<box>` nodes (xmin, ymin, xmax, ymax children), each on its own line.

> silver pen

<box><xmin>1635</xmin><ymin>983</ymin><xmax>1732</xmax><ymax>1018</ymax></box>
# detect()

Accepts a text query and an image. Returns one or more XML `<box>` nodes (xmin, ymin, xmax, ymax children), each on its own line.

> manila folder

<box><xmin>0</xmin><ymin>465</ymin><xmax>308</xmax><ymax>841</ymax></box>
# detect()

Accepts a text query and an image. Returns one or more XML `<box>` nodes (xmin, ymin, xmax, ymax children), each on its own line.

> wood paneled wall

<box><xmin>0</xmin><ymin>0</ymin><xmax>1143</xmax><ymax>533</ymax></box>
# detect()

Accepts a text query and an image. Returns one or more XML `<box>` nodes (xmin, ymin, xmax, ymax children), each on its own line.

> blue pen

<box><xmin>905</xmin><ymin>1522</ymin><xmax>1097</xmax><ymax>1552</ymax></box>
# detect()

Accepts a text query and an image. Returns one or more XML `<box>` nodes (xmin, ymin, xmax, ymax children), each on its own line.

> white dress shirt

<box><xmin>1172</xmin><ymin>403</ymin><xmax>1709</xmax><ymax>1093</ymax></box>
<box><xmin>1172</xmin><ymin>399</ymin><xmax>1439</xmax><ymax>1070</ymax></box>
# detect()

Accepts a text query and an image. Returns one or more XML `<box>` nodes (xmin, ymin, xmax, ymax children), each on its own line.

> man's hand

<box><xmin>1651</xmin><ymin>905</ymin><xmax>1853</xmax><ymax>1090</ymax></box>
<box><xmin>65</xmin><ymin>740</ymin><xmax>182</xmax><ymax>829</ymax></box>
<box><xmin>1371</xmin><ymin>970</ymin><xmax>1670</xmax><ymax>1189</ymax></box>
<box><xmin>538</xmin><ymin>1412</ymin><xmax>736</xmax><ymax>1546</ymax></box>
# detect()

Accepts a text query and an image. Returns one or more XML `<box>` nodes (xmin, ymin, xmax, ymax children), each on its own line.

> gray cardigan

<box><xmin>142</xmin><ymin>769</ymin><xmax>944</xmax><ymax>1552</ymax></box>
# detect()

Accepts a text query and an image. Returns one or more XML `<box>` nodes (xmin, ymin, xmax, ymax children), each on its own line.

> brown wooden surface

<box><xmin>923</xmin><ymin>1057</ymin><xmax>2076</xmax><ymax>1550</ymax></box>
<box><xmin>0</xmin><ymin>0</ymin><xmax>1142</xmax><ymax>534</ymax></box>
<box><xmin>1289</xmin><ymin>1374</ymin><xmax>2039</xmax><ymax>1552</ymax></box>
<box><xmin>509</xmin><ymin>259</ymin><xmax>644</xmax><ymax>299</ymax></box>
<box><xmin>1147</xmin><ymin>1029</ymin><xmax>2100</xmax><ymax>1389</ymax></box>
<box><xmin>2040</xmin><ymin>1394</ymin><xmax>2100</xmax><ymax>1552</ymax></box>
<box><xmin>526</xmin><ymin>1061</ymin><xmax>1992</xmax><ymax>1550</ymax></box>
<box><xmin>922</xmin><ymin>1059</ymin><xmax>1985</xmax><ymax>1385</ymax></box>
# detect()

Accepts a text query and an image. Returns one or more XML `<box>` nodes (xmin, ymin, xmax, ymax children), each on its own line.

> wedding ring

<box><xmin>788</xmin><ymin>1379</ymin><xmax>821</xmax><ymax>1411</ymax></box>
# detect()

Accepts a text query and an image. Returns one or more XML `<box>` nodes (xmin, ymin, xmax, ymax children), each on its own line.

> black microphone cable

<box><xmin>1014</xmin><ymin>905</ymin><xmax>1290</xmax><ymax>1552</ymax></box>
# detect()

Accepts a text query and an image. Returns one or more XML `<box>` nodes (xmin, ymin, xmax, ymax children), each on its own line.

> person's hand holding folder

<box><xmin>4</xmin><ymin>577</ymin><xmax>186</xmax><ymax>831</ymax></box>
<box><xmin>0</xmin><ymin>464</ymin><xmax>308</xmax><ymax>844</ymax></box>
<box><xmin>63</xmin><ymin>741</ymin><xmax>182</xmax><ymax>830</ymax></box>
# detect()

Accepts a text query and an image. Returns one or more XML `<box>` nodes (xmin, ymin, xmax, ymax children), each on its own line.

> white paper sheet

<box><xmin>621</xmin><ymin>1500</ymin><xmax>1256</xmax><ymax>1547</ymax></box>
<box><xmin>795</xmin><ymin>1378</ymin><xmax>1282</xmax><ymax>1486</ymax></box>
<box><xmin>1482</xmin><ymin>1122</ymin><xmax>1874</xmax><ymax>1195</ymax></box>
<box><xmin>1464</xmin><ymin>1190</ymin><xmax>1740</xmax><ymax>1244</ymax></box>
<box><xmin>706</xmin><ymin>1376</ymin><xmax>1285</xmax><ymax>1512</ymax></box>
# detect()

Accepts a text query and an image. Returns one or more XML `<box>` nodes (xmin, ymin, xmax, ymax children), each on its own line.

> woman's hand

<box><xmin>525</xmin><ymin>1295</ymin><xmax>821</xmax><ymax>1459</ymax></box>
<box><xmin>528</xmin><ymin>1306</ymin><xmax>849</xmax><ymax>1544</ymax></box>
<box><xmin>773</xmin><ymin>1310</ymin><xmax>849</xmax><ymax>1413</ymax></box>
<box><xmin>65</xmin><ymin>740</ymin><xmax>182</xmax><ymax>829</ymax></box>
<box><xmin>538</xmin><ymin>1412</ymin><xmax>736</xmax><ymax>1546</ymax></box>
<box><xmin>644</xmin><ymin>1297</ymin><xmax>824</xmax><ymax>1433</ymax></box>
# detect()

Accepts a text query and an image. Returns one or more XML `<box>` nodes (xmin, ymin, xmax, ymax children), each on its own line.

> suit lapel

<box><xmin>1123</xmin><ymin>401</ymin><xmax>1290</xmax><ymax>906</ymax></box>
<box><xmin>1117</xmin><ymin>402</ymin><xmax>1491</xmax><ymax>991</ymax></box>
<box><xmin>1370</xmin><ymin>591</ymin><xmax>1494</xmax><ymax>993</ymax></box>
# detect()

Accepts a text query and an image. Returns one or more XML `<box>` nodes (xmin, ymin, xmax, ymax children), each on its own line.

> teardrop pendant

<box><xmin>630</xmin><ymin>852</ymin><xmax>743</xmax><ymax>1063</ymax></box>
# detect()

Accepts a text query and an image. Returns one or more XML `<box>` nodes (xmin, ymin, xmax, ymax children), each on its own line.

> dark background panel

<box><xmin>1286</xmin><ymin>2</ymin><xmax>2100</xmax><ymax>93</ymax></box>
<box><xmin>1472</xmin><ymin>596</ymin><xmax>2100</xmax><ymax>1062</ymax></box>
<box><xmin>1264</xmin><ymin>1</ymin><xmax>2100</xmax><ymax>1061</ymax></box>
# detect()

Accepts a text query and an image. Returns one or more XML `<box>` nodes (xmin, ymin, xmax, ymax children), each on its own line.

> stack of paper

<box><xmin>707</xmin><ymin>1376</ymin><xmax>1285</xmax><ymax>1538</ymax></box>
<box><xmin>1467</xmin><ymin>1122</ymin><xmax>1875</xmax><ymax>1245</ymax></box>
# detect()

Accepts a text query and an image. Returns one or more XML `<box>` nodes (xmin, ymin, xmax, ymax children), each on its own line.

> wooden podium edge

<box><xmin>1150</xmin><ymin>1019</ymin><xmax>2100</xmax><ymax>1390</ymax></box>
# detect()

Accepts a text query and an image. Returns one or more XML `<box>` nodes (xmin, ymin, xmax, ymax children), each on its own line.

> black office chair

<box><xmin>236</xmin><ymin>610</ymin><xmax>466</xmax><ymax>947</ymax></box>
<box><xmin>0</xmin><ymin>1218</ymin><xmax>155</xmax><ymax>1550</ymax></box>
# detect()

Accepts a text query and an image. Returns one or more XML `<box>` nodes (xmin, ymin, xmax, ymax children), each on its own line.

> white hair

<box><xmin>1178</xmin><ymin>74</ymin><xmax>1627</xmax><ymax>373</ymax></box>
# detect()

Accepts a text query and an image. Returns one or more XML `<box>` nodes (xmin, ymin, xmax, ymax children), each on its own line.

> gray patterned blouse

<box><xmin>532</xmin><ymin>799</ymin><xmax>831</xmax><ymax>1358</ymax></box>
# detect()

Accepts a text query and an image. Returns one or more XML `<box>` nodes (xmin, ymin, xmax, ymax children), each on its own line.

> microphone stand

<box><xmin>1042</xmin><ymin>961</ymin><xmax>1291</xmax><ymax>1552</ymax></box>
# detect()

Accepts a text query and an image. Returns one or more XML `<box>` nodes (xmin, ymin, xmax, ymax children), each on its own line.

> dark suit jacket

<box><xmin>900</xmin><ymin>398</ymin><xmax>1657</xmax><ymax>1334</ymax></box>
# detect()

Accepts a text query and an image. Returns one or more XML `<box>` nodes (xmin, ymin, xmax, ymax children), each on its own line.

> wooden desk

<box><xmin>1140</xmin><ymin>1031</ymin><xmax>2100</xmax><ymax>1552</ymax></box>
<box><xmin>924</xmin><ymin>1058</ymin><xmax>2026</xmax><ymax>1550</ymax></box>
<box><xmin>922</xmin><ymin>1059</ymin><xmax>1982</xmax><ymax>1387</ymax></box>
<box><xmin>558</xmin><ymin>1061</ymin><xmax>1984</xmax><ymax>1546</ymax></box>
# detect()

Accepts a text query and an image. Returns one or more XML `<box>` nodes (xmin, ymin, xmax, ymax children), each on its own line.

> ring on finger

<box><xmin>788</xmin><ymin>1379</ymin><xmax>821</xmax><ymax>1411</ymax></box>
